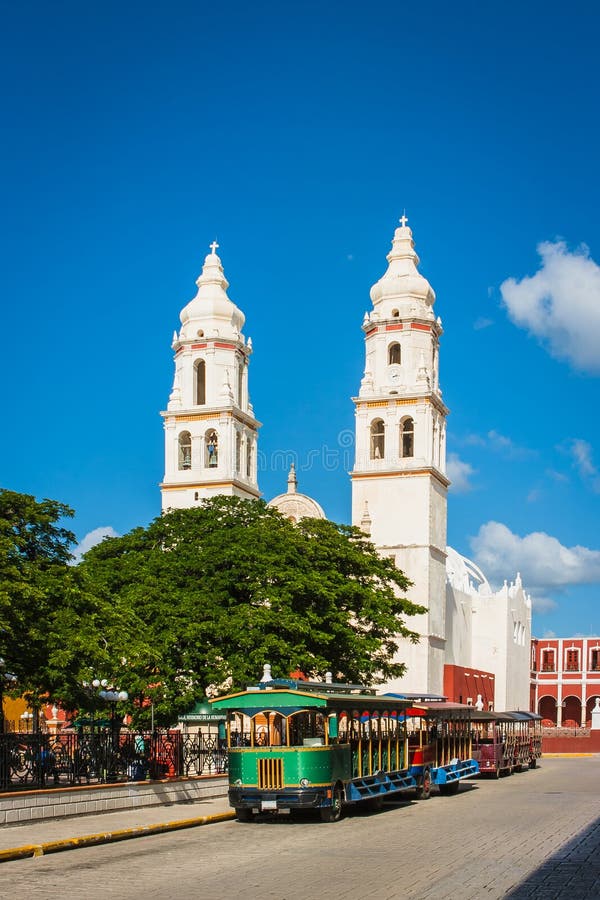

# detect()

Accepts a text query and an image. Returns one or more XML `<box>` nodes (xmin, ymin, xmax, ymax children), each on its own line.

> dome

<box><xmin>267</xmin><ymin>464</ymin><xmax>326</xmax><ymax>523</ymax></box>
<box><xmin>179</xmin><ymin>245</ymin><xmax>245</xmax><ymax>341</ymax></box>
<box><xmin>369</xmin><ymin>217</ymin><xmax>435</xmax><ymax>317</ymax></box>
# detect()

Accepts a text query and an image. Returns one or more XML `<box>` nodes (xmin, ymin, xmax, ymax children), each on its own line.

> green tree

<box><xmin>80</xmin><ymin>497</ymin><xmax>424</xmax><ymax>725</ymax></box>
<box><xmin>0</xmin><ymin>489</ymin><xmax>78</xmax><ymax>726</ymax></box>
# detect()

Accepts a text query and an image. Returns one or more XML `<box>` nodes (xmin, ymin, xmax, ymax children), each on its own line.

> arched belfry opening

<box><xmin>178</xmin><ymin>431</ymin><xmax>192</xmax><ymax>470</ymax></box>
<box><xmin>388</xmin><ymin>342</ymin><xmax>401</xmax><ymax>365</ymax></box>
<box><xmin>400</xmin><ymin>417</ymin><xmax>414</xmax><ymax>458</ymax></box>
<box><xmin>370</xmin><ymin>419</ymin><xmax>385</xmax><ymax>460</ymax></box>
<box><xmin>195</xmin><ymin>359</ymin><xmax>206</xmax><ymax>405</ymax></box>
<box><xmin>205</xmin><ymin>430</ymin><xmax>219</xmax><ymax>468</ymax></box>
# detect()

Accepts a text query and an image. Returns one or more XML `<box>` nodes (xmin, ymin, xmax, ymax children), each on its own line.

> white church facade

<box><xmin>161</xmin><ymin>221</ymin><xmax>532</xmax><ymax>712</ymax></box>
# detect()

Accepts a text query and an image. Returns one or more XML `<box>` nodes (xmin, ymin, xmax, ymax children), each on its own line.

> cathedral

<box><xmin>160</xmin><ymin>220</ymin><xmax>532</xmax><ymax>711</ymax></box>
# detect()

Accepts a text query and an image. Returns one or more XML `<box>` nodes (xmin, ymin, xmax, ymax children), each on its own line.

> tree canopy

<box><xmin>0</xmin><ymin>489</ymin><xmax>79</xmax><ymax>720</ymax></box>
<box><xmin>79</xmin><ymin>496</ymin><xmax>424</xmax><ymax>725</ymax></box>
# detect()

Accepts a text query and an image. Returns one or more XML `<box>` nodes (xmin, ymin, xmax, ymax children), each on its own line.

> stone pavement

<box><xmin>507</xmin><ymin>815</ymin><xmax>600</xmax><ymax>898</ymax></box>
<box><xmin>0</xmin><ymin>793</ymin><xmax>233</xmax><ymax>858</ymax></box>
<box><xmin>1</xmin><ymin>759</ymin><xmax>600</xmax><ymax>899</ymax></box>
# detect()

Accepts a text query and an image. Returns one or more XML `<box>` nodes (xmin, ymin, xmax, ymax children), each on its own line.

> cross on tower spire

<box><xmin>209</xmin><ymin>240</ymin><xmax>219</xmax><ymax>255</ymax></box>
<box><xmin>399</xmin><ymin>213</ymin><xmax>409</xmax><ymax>228</ymax></box>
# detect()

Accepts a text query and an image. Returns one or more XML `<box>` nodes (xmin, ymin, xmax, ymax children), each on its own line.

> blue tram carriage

<box><xmin>386</xmin><ymin>693</ymin><xmax>479</xmax><ymax>797</ymax></box>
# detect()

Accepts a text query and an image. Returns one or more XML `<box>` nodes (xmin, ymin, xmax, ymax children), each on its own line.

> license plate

<box><xmin>262</xmin><ymin>800</ymin><xmax>277</xmax><ymax>810</ymax></box>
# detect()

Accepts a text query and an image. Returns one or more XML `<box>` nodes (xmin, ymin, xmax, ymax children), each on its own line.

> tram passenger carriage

<box><xmin>388</xmin><ymin>693</ymin><xmax>480</xmax><ymax>797</ymax></box>
<box><xmin>210</xmin><ymin>676</ymin><xmax>480</xmax><ymax>822</ymax></box>
<box><xmin>470</xmin><ymin>709</ymin><xmax>543</xmax><ymax>777</ymax></box>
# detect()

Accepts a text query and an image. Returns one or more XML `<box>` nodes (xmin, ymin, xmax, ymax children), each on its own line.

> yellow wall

<box><xmin>3</xmin><ymin>696</ymin><xmax>30</xmax><ymax>730</ymax></box>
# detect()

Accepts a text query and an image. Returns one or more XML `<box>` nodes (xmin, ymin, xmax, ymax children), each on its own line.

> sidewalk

<box><xmin>0</xmin><ymin>794</ymin><xmax>234</xmax><ymax>861</ymax></box>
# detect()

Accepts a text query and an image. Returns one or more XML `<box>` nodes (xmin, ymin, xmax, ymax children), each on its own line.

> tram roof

<box><xmin>403</xmin><ymin>701</ymin><xmax>476</xmax><ymax>718</ymax></box>
<box><xmin>468</xmin><ymin>710</ymin><xmax>519</xmax><ymax>722</ymax></box>
<box><xmin>250</xmin><ymin>677</ymin><xmax>377</xmax><ymax>694</ymax></box>
<box><xmin>210</xmin><ymin>687</ymin><xmax>414</xmax><ymax>714</ymax></box>
<box><xmin>504</xmin><ymin>710</ymin><xmax>543</xmax><ymax>721</ymax></box>
<box><xmin>385</xmin><ymin>692</ymin><xmax>448</xmax><ymax>702</ymax></box>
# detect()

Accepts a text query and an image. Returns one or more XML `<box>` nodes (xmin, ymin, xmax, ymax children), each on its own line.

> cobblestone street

<box><xmin>1</xmin><ymin>758</ymin><xmax>599</xmax><ymax>899</ymax></box>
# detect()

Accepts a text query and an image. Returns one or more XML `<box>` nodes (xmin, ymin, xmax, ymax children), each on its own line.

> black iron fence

<box><xmin>0</xmin><ymin>731</ymin><xmax>228</xmax><ymax>792</ymax></box>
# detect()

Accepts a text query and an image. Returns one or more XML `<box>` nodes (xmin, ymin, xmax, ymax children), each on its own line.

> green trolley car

<box><xmin>210</xmin><ymin>671</ymin><xmax>417</xmax><ymax>822</ymax></box>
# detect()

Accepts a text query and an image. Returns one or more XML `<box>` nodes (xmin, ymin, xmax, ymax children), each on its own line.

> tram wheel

<box><xmin>416</xmin><ymin>768</ymin><xmax>432</xmax><ymax>800</ymax></box>
<box><xmin>320</xmin><ymin>786</ymin><xmax>343</xmax><ymax>823</ymax></box>
<box><xmin>235</xmin><ymin>807</ymin><xmax>254</xmax><ymax>823</ymax></box>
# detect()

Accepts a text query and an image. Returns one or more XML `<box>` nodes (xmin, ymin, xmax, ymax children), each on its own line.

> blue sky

<box><xmin>2</xmin><ymin>1</ymin><xmax>599</xmax><ymax>637</ymax></box>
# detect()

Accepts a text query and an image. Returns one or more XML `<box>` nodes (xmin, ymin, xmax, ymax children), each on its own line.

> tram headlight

<box><xmin>300</xmin><ymin>777</ymin><xmax>311</xmax><ymax>788</ymax></box>
<box><xmin>234</xmin><ymin>778</ymin><xmax>243</xmax><ymax>786</ymax></box>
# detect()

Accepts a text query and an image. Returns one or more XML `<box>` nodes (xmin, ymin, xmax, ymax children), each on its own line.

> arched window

<box><xmin>370</xmin><ymin>419</ymin><xmax>385</xmax><ymax>460</ymax></box>
<box><xmin>388</xmin><ymin>342</ymin><xmax>401</xmax><ymax>365</ymax></box>
<box><xmin>205</xmin><ymin>430</ymin><xmax>218</xmax><ymax>468</ymax></box>
<box><xmin>391</xmin><ymin>309</ymin><xmax>399</xmax><ymax>318</ymax></box>
<box><xmin>246</xmin><ymin>437</ymin><xmax>253</xmax><ymax>477</ymax></box>
<box><xmin>400</xmin><ymin>418</ymin><xmax>414</xmax><ymax>458</ymax></box>
<box><xmin>237</xmin><ymin>358</ymin><xmax>244</xmax><ymax>407</ymax></box>
<box><xmin>195</xmin><ymin>359</ymin><xmax>206</xmax><ymax>405</ymax></box>
<box><xmin>235</xmin><ymin>432</ymin><xmax>242</xmax><ymax>473</ymax></box>
<box><xmin>178</xmin><ymin>431</ymin><xmax>192</xmax><ymax>470</ymax></box>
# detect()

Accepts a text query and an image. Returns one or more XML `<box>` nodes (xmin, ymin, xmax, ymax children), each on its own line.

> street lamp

<box><xmin>20</xmin><ymin>711</ymin><xmax>33</xmax><ymax>733</ymax></box>
<box><xmin>81</xmin><ymin>680</ymin><xmax>129</xmax><ymax>719</ymax></box>
<box><xmin>81</xmin><ymin>677</ymin><xmax>129</xmax><ymax>782</ymax></box>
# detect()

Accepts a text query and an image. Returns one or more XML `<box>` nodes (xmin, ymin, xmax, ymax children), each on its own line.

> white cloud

<box><xmin>500</xmin><ymin>240</ymin><xmax>600</xmax><ymax>374</ymax></box>
<box><xmin>530</xmin><ymin>595</ymin><xmax>558</xmax><ymax>613</ymax></box>
<box><xmin>487</xmin><ymin>430</ymin><xmax>536</xmax><ymax>459</ymax></box>
<box><xmin>73</xmin><ymin>526</ymin><xmax>119</xmax><ymax>562</ymax></box>
<box><xmin>473</xmin><ymin>317</ymin><xmax>493</xmax><ymax>331</ymax></box>
<box><xmin>567</xmin><ymin>438</ymin><xmax>600</xmax><ymax>493</ymax></box>
<box><xmin>469</xmin><ymin>521</ymin><xmax>600</xmax><ymax>599</ymax></box>
<box><xmin>458</xmin><ymin>430</ymin><xmax>534</xmax><ymax>459</ymax></box>
<box><xmin>447</xmin><ymin>453</ymin><xmax>475</xmax><ymax>493</ymax></box>
<box><xmin>546</xmin><ymin>468</ymin><xmax>569</xmax><ymax>484</ymax></box>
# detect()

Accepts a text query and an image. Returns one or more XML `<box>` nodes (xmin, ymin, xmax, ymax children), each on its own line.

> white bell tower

<box><xmin>160</xmin><ymin>243</ymin><xmax>261</xmax><ymax>509</ymax></box>
<box><xmin>351</xmin><ymin>217</ymin><xmax>449</xmax><ymax>694</ymax></box>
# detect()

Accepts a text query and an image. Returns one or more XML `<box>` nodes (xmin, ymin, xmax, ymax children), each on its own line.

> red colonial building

<box><xmin>530</xmin><ymin>636</ymin><xmax>600</xmax><ymax>726</ymax></box>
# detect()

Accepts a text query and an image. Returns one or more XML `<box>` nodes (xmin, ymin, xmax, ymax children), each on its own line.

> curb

<box><xmin>542</xmin><ymin>752</ymin><xmax>597</xmax><ymax>758</ymax></box>
<box><xmin>0</xmin><ymin>810</ymin><xmax>236</xmax><ymax>863</ymax></box>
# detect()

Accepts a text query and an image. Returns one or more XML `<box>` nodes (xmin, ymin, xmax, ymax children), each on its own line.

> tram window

<box><xmin>338</xmin><ymin>714</ymin><xmax>349</xmax><ymax>741</ymax></box>
<box><xmin>251</xmin><ymin>712</ymin><xmax>286</xmax><ymax>746</ymax></box>
<box><xmin>287</xmin><ymin>711</ymin><xmax>324</xmax><ymax>746</ymax></box>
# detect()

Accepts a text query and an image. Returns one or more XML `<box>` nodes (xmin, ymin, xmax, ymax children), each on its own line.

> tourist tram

<box><xmin>210</xmin><ymin>669</ymin><xmax>480</xmax><ymax>822</ymax></box>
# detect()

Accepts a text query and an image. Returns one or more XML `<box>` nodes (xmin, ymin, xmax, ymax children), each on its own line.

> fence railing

<box><xmin>0</xmin><ymin>731</ymin><xmax>228</xmax><ymax>792</ymax></box>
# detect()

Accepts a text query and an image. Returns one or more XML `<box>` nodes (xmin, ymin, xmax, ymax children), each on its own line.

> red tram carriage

<box><xmin>470</xmin><ymin>710</ymin><xmax>543</xmax><ymax>777</ymax></box>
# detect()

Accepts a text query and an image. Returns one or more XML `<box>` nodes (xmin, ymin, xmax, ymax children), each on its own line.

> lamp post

<box><xmin>20</xmin><ymin>711</ymin><xmax>33</xmax><ymax>733</ymax></box>
<box><xmin>82</xmin><ymin>678</ymin><xmax>129</xmax><ymax>782</ymax></box>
